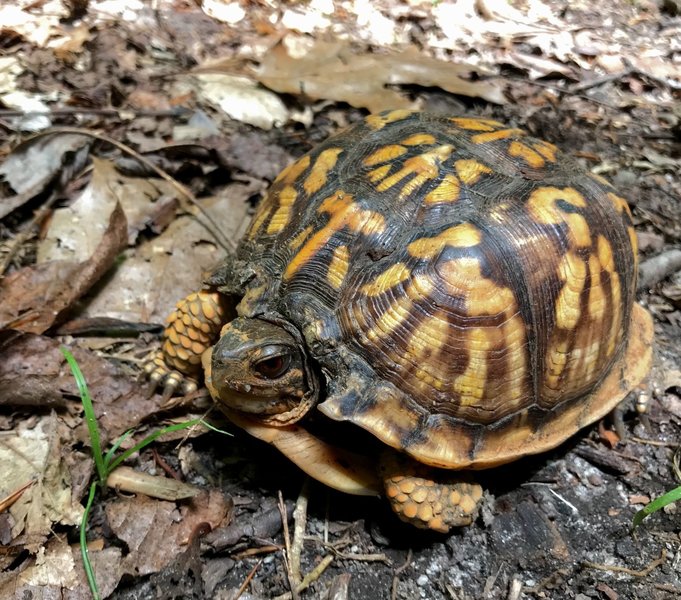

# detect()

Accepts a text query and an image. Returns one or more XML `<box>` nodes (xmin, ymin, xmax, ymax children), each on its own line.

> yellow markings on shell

<box><xmin>376</xmin><ymin>145</ymin><xmax>454</xmax><ymax>199</ymax></box>
<box><xmin>502</xmin><ymin>314</ymin><xmax>528</xmax><ymax>406</ymax></box>
<box><xmin>247</xmin><ymin>202</ymin><xmax>274</xmax><ymax>239</ymax></box>
<box><xmin>424</xmin><ymin>174</ymin><xmax>461</xmax><ymax>205</ymax></box>
<box><xmin>407</xmin><ymin>315</ymin><xmax>448</xmax><ymax>358</ymax></box>
<box><xmin>607</xmin><ymin>271</ymin><xmax>622</xmax><ymax>357</ymax></box>
<box><xmin>587</xmin><ymin>254</ymin><xmax>606</xmax><ymax>319</ymax></box>
<box><xmin>509</xmin><ymin>141</ymin><xmax>545</xmax><ymax>168</ymax></box>
<box><xmin>450</xmin><ymin>117</ymin><xmax>503</xmax><ymax>131</ymax></box>
<box><xmin>266</xmin><ymin>185</ymin><xmax>298</xmax><ymax>234</ymax></box>
<box><xmin>597</xmin><ymin>235</ymin><xmax>615</xmax><ymax>272</ymax></box>
<box><xmin>597</xmin><ymin>234</ymin><xmax>621</xmax><ymax>357</ymax></box>
<box><xmin>365</xmin><ymin>110</ymin><xmax>415</xmax><ymax>130</ymax></box>
<box><xmin>471</xmin><ymin>129</ymin><xmax>525</xmax><ymax>144</ymax></box>
<box><xmin>608</xmin><ymin>192</ymin><xmax>633</xmax><ymax>217</ymax></box>
<box><xmin>438</xmin><ymin>258</ymin><xmax>516</xmax><ymax>316</ymax></box>
<box><xmin>531</xmin><ymin>140</ymin><xmax>558</xmax><ymax>163</ymax></box>
<box><xmin>284</xmin><ymin>191</ymin><xmax>385</xmax><ymax>280</ymax></box>
<box><xmin>589</xmin><ymin>172</ymin><xmax>613</xmax><ymax>188</ymax></box>
<box><xmin>361</xmin><ymin>262</ymin><xmax>410</xmax><ymax>296</ymax></box>
<box><xmin>367</xmin><ymin>164</ymin><xmax>392</xmax><ymax>183</ymax></box>
<box><xmin>555</xmin><ymin>251</ymin><xmax>587</xmax><ymax>330</ymax></box>
<box><xmin>365</xmin><ymin>276</ymin><xmax>434</xmax><ymax>342</ymax></box>
<box><xmin>304</xmin><ymin>147</ymin><xmax>343</xmax><ymax>195</ymax></box>
<box><xmin>527</xmin><ymin>186</ymin><xmax>591</xmax><ymax>247</ymax></box>
<box><xmin>453</xmin><ymin>328</ymin><xmax>492</xmax><ymax>406</ymax></box>
<box><xmin>545</xmin><ymin>340</ymin><xmax>569</xmax><ymax>390</ymax></box>
<box><xmin>363</xmin><ymin>144</ymin><xmax>407</xmax><ymax>166</ymax></box>
<box><xmin>249</xmin><ymin>155</ymin><xmax>311</xmax><ymax>238</ymax></box>
<box><xmin>366</xmin><ymin>295</ymin><xmax>412</xmax><ymax>341</ymax></box>
<box><xmin>288</xmin><ymin>225</ymin><xmax>313</xmax><ymax>251</ymax></box>
<box><xmin>454</xmin><ymin>159</ymin><xmax>492</xmax><ymax>185</ymax></box>
<box><xmin>401</xmin><ymin>133</ymin><xmax>436</xmax><ymax>146</ymax></box>
<box><xmin>327</xmin><ymin>245</ymin><xmax>350</xmax><ymax>289</ymax></box>
<box><xmin>273</xmin><ymin>154</ymin><xmax>311</xmax><ymax>185</ymax></box>
<box><xmin>408</xmin><ymin>222</ymin><xmax>481</xmax><ymax>259</ymax></box>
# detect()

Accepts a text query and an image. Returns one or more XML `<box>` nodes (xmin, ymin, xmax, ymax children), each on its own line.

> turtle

<box><xmin>146</xmin><ymin>110</ymin><xmax>654</xmax><ymax>532</ymax></box>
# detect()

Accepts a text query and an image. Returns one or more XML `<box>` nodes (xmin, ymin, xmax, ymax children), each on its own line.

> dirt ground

<box><xmin>1</xmin><ymin>1</ymin><xmax>680</xmax><ymax>599</ymax></box>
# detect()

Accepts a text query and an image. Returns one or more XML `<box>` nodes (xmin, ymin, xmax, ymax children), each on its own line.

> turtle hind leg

<box><xmin>379</xmin><ymin>452</ymin><xmax>483</xmax><ymax>533</ymax></box>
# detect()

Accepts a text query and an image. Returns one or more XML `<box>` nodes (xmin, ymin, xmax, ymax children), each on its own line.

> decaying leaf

<box><xmin>0</xmin><ymin>333</ymin><xmax>167</xmax><ymax>443</ymax></box>
<box><xmin>82</xmin><ymin>181</ymin><xmax>255</xmax><ymax>324</ymax></box>
<box><xmin>255</xmin><ymin>39</ymin><xmax>506</xmax><ymax>113</ymax></box>
<box><xmin>38</xmin><ymin>157</ymin><xmax>168</xmax><ymax>263</ymax></box>
<box><xmin>0</xmin><ymin>414</ymin><xmax>83</xmax><ymax>552</ymax></box>
<box><xmin>0</xmin><ymin>132</ymin><xmax>91</xmax><ymax>219</ymax></box>
<box><xmin>0</xmin><ymin>202</ymin><xmax>127</xmax><ymax>333</ymax></box>
<box><xmin>106</xmin><ymin>491</ymin><xmax>231</xmax><ymax>576</ymax></box>
<box><xmin>195</xmin><ymin>72</ymin><xmax>290</xmax><ymax>130</ymax></box>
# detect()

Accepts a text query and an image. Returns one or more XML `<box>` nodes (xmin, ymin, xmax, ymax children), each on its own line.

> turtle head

<box><xmin>204</xmin><ymin>317</ymin><xmax>317</xmax><ymax>425</ymax></box>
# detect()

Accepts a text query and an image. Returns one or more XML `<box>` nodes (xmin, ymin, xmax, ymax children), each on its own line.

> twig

<box><xmin>391</xmin><ymin>549</ymin><xmax>413</xmax><ymax>600</ymax></box>
<box><xmin>629</xmin><ymin>436</ymin><xmax>678</xmax><ymax>448</ymax></box>
<box><xmin>582</xmin><ymin>549</ymin><xmax>667</xmax><ymax>577</ymax></box>
<box><xmin>290</xmin><ymin>479</ymin><xmax>310</xmax><ymax>586</ymax></box>
<box><xmin>231</xmin><ymin>559</ymin><xmax>263</xmax><ymax>600</ymax></box>
<box><xmin>568</xmin><ymin>68</ymin><xmax>634</xmax><ymax>93</ymax></box>
<box><xmin>278</xmin><ymin>490</ymin><xmax>298</xmax><ymax>600</ymax></box>
<box><xmin>273</xmin><ymin>555</ymin><xmax>335</xmax><ymax>600</ymax></box>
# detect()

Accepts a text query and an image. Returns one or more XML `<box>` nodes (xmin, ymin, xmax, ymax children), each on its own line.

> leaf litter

<box><xmin>0</xmin><ymin>0</ymin><xmax>680</xmax><ymax>598</ymax></box>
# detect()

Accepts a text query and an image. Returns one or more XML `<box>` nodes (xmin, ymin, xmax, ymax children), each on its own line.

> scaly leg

<box><xmin>145</xmin><ymin>290</ymin><xmax>232</xmax><ymax>397</ymax></box>
<box><xmin>380</xmin><ymin>451</ymin><xmax>483</xmax><ymax>533</ymax></box>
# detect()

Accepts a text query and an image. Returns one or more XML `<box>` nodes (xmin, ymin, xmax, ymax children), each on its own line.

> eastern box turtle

<box><xmin>148</xmin><ymin>110</ymin><xmax>653</xmax><ymax>532</ymax></box>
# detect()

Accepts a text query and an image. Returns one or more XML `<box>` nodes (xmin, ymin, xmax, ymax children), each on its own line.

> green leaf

<box><xmin>632</xmin><ymin>485</ymin><xmax>681</xmax><ymax>530</ymax></box>
<box><xmin>61</xmin><ymin>347</ymin><xmax>107</xmax><ymax>485</ymax></box>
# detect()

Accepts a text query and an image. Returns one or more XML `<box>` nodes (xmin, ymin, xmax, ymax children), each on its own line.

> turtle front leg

<box><xmin>145</xmin><ymin>290</ymin><xmax>232</xmax><ymax>397</ymax></box>
<box><xmin>380</xmin><ymin>452</ymin><xmax>483</xmax><ymax>533</ymax></box>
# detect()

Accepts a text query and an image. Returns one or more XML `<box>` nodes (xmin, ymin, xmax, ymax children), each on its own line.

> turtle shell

<box><xmin>216</xmin><ymin>110</ymin><xmax>644</xmax><ymax>470</ymax></box>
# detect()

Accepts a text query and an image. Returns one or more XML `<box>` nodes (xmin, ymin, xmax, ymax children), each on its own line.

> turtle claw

<box><xmin>143</xmin><ymin>350</ymin><xmax>197</xmax><ymax>400</ymax></box>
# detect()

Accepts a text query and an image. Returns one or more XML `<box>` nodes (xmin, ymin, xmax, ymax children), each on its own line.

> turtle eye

<box><xmin>254</xmin><ymin>354</ymin><xmax>291</xmax><ymax>379</ymax></box>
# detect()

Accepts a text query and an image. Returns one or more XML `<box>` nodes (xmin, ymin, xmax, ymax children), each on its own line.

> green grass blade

<box><xmin>61</xmin><ymin>347</ymin><xmax>107</xmax><ymax>485</ymax></box>
<box><xmin>103</xmin><ymin>430</ymin><xmax>134</xmax><ymax>470</ymax></box>
<box><xmin>106</xmin><ymin>419</ymin><xmax>204</xmax><ymax>473</ymax></box>
<box><xmin>80</xmin><ymin>482</ymin><xmax>100</xmax><ymax>600</ymax></box>
<box><xmin>633</xmin><ymin>485</ymin><xmax>681</xmax><ymax>530</ymax></box>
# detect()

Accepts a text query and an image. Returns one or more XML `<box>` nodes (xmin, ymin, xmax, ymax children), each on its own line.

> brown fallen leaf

<box><xmin>0</xmin><ymin>413</ymin><xmax>83</xmax><ymax>552</ymax></box>
<box><xmin>0</xmin><ymin>202</ymin><xmax>127</xmax><ymax>333</ymax></box>
<box><xmin>0</xmin><ymin>332</ymin><xmax>168</xmax><ymax>443</ymax></box>
<box><xmin>0</xmin><ymin>132</ymin><xmax>91</xmax><ymax>219</ymax></box>
<box><xmin>106</xmin><ymin>491</ymin><xmax>231</xmax><ymax>576</ymax></box>
<box><xmin>254</xmin><ymin>39</ymin><xmax>505</xmax><ymax>113</ymax></box>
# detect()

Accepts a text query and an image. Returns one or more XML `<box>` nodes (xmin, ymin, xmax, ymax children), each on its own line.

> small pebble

<box><xmin>417</xmin><ymin>575</ymin><xmax>429</xmax><ymax>586</ymax></box>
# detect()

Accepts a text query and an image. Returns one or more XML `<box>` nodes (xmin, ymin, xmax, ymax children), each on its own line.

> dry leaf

<box><xmin>196</xmin><ymin>73</ymin><xmax>290</xmax><ymax>130</ymax></box>
<box><xmin>82</xmin><ymin>181</ymin><xmax>254</xmax><ymax>324</ymax></box>
<box><xmin>0</xmin><ymin>332</ymin><xmax>170</xmax><ymax>441</ymax></box>
<box><xmin>0</xmin><ymin>415</ymin><xmax>83</xmax><ymax>551</ymax></box>
<box><xmin>0</xmin><ymin>203</ymin><xmax>127</xmax><ymax>333</ymax></box>
<box><xmin>51</xmin><ymin>23</ymin><xmax>92</xmax><ymax>63</ymax></box>
<box><xmin>106</xmin><ymin>491</ymin><xmax>231</xmax><ymax>576</ymax></box>
<box><xmin>255</xmin><ymin>39</ymin><xmax>506</xmax><ymax>113</ymax></box>
<box><xmin>0</xmin><ymin>132</ymin><xmax>91</xmax><ymax>219</ymax></box>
